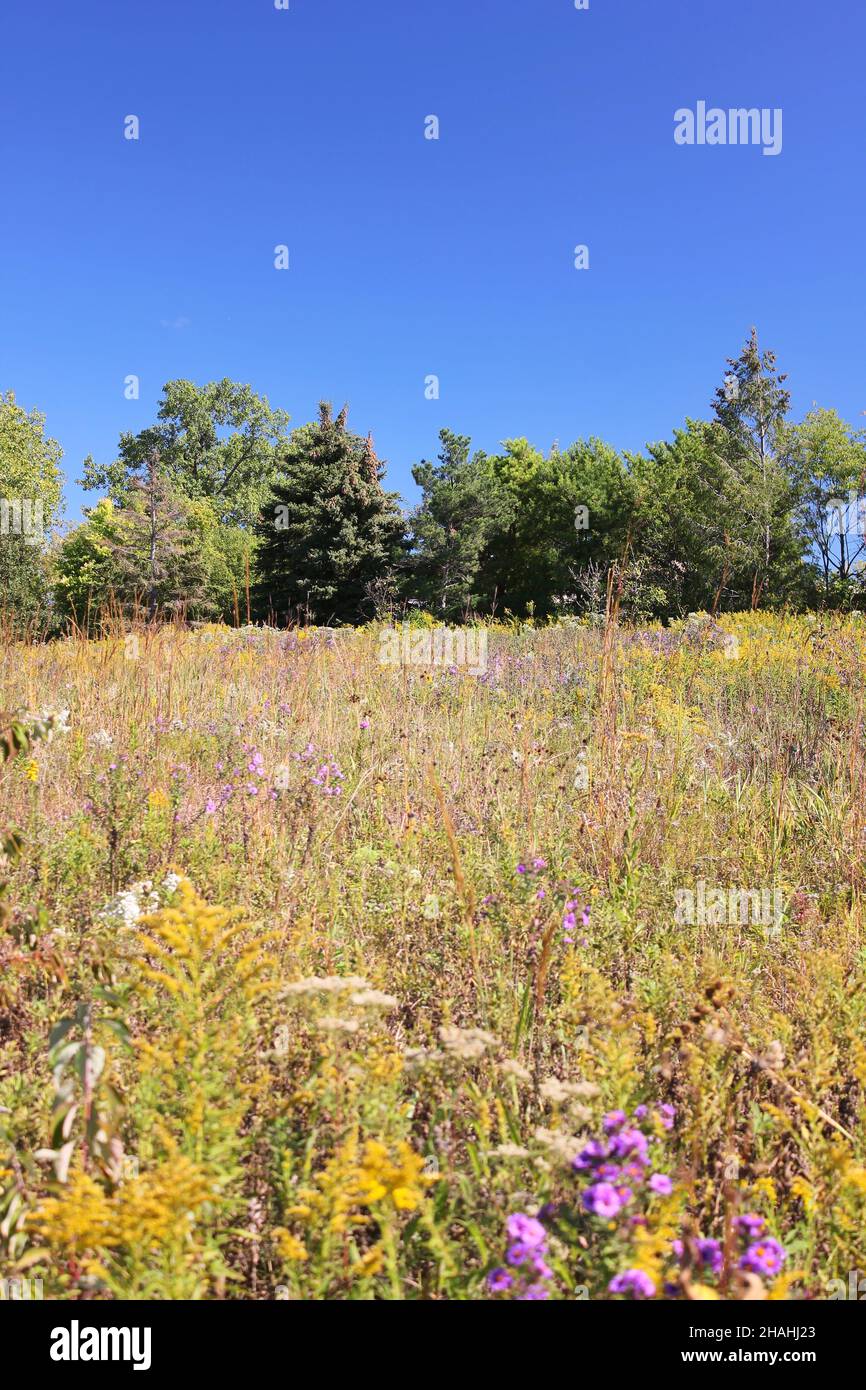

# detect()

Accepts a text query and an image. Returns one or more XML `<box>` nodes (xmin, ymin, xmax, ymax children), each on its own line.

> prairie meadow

<box><xmin>2</xmin><ymin>610</ymin><xmax>866</xmax><ymax>1301</ymax></box>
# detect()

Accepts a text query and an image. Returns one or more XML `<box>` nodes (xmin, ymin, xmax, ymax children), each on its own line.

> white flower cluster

<box><xmin>97</xmin><ymin>873</ymin><xmax>184</xmax><ymax>928</ymax></box>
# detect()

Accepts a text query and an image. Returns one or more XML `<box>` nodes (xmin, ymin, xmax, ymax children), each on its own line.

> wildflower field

<box><xmin>2</xmin><ymin>612</ymin><xmax>866</xmax><ymax>1301</ymax></box>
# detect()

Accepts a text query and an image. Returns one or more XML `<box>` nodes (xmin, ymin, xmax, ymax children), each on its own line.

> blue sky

<box><xmin>2</xmin><ymin>0</ymin><xmax>865</xmax><ymax>524</ymax></box>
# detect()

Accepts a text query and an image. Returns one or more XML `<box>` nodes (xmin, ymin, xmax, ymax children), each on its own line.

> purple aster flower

<box><xmin>658</xmin><ymin>1103</ymin><xmax>676</xmax><ymax>1130</ymax></box>
<box><xmin>649</xmin><ymin>1173</ymin><xmax>673</xmax><ymax>1195</ymax></box>
<box><xmin>582</xmin><ymin>1182</ymin><xmax>623</xmax><ymax>1219</ymax></box>
<box><xmin>740</xmin><ymin>1239</ymin><xmax>786</xmax><ymax>1278</ymax></box>
<box><xmin>603</xmin><ymin>1110</ymin><xmax>627</xmax><ymax>1133</ymax></box>
<box><xmin>610</xmin><ymin>1127</ymin><xmax>649</xmax><ymax>1162</ymax></box>
<box><xmin>518</xmin><ymin>1283</ymin><xmax>550</xmax><ymax>1300</ymax></box>
<box><xmin>698</xmin><ymin>1238</ymin><xmax>723</xmax><ymax>1273</ymax></box>
<box><xmin>487</xmin><ymin>1267</ymin><xmax>513</xmax><ymax>1293</ymax></box>
<box><xmin>735</xmin><ymin>1213</ymin><xmax>766</xmax><ymax>1237</ymax></box>
<box><xmin>506</xmin><ymin>1213</ymin><xmax>547</xmax><ymax>1250</ymax></box>
<box><xmin>608</xmin><ymin>1269</ymin><xmax>656</xmax><ymax>1299</ymax></box>
<box><xmin>572</xmin><ymin>1139</ymin><xmax>609</xmax><ymax>1171</ymax></box>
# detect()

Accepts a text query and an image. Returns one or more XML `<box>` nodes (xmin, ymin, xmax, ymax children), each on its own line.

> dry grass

<box><xmin>1</xmin><ymin>611</ymin><xmax>866</xmax><ymax>1300</ymax></box>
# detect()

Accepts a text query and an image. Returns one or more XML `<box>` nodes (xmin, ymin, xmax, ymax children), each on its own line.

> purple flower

<box><xmin>610</xmin><ymin>1127</ymin><xmax>649</xmax><ymax>1163</ymax></box>
<box><xmin>608</xmin><ymin>1269</ymin><xmax>656</xmax><ymax>1299</ymax></box>
<box><xmin>532</xmin><ymin>857</ymin><xmax>548</xmax><ymax>870</ymax></box>
<box><xmin>518</xmin><ymin>1283</ymin><xmax>550</xmax><ymax>1301</ymax></box>
<box><xmin>487</xmin><ymin>1267</ymin><xmax>514</xmax><ymax>1293</ymax></box>
<box><xmin>658</xmin><ymin>1103</ymin><xmax>676</xmax><ymax>1130</ymax></box>
<box><xmin>740</xmin><ymin>1239</ymin><xmax>786</xmax><ymax>1278</ymax></box>
<box><xmin>506</xmin><ymin>1213</ymin><xmax>547</xmax><ymax>1251</ymax></box>
<box><xmin>582</xmin><ymin>1182</ymin><xmax>623</xmax><ymax>1219</ymax></box>
<box><xmin>603</xmin><ymin>1110</ymin><xmax>627</xmax><ymax>1133</ymax></box>
<box><xmin>572</xmin><ymin>1139</ymin><xmax>609</xmax><ymax>1171</ymax></box>
<box><xmin>735</xmin><ymin>1213</ymin><xmax>766</xmax><ymax>1237</ymax></box>
<box><xmin>649</xmin><ymin>1173</ymin><xmax>673</xmax><ymax>1196</ymax></box>
<box><xmin>698</xmin><ymin>1238</ymin><xmax>723</xmax><ymax>1273</ymax></box>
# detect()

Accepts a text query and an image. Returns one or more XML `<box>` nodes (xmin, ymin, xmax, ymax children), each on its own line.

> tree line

<box><xmin>2</xmin><ymin>329</ymin><xmax>865</xmax><ymax>634</ymax></box>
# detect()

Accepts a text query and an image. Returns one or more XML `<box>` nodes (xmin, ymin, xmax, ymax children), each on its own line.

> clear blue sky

<box><xmin>2</xmin><ymin>0</ymin><xmax>865</xmax><ymax>524</ymax></box>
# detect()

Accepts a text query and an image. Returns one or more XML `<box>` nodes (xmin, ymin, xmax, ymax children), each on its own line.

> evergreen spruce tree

<box><xmin>709</xmin><ymin>328</ymin><xmax>803</xmax><ymax>608</ymax></box>
<box><xmin>254</xmin><ymin>403</ymin><xmax>406</xmax><ymax>625</ymax></box>
<box><xmin>108</xmin><ymin>451</ymin><xmax>210</xmax><ymax>620</ymax></box>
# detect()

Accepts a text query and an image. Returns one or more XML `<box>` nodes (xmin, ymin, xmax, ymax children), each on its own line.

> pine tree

<box><xmin>108</xmin><ymin>452</ymin><xmax>210</xmax><ymax>620</ymax></box>
<box><xmin>253</xmin><ymin>404</ymin><xmax>406</xmax><ymax>625</ymax></box>
<box><xmin>710</xmin><ymin>328</ymin><xmax>803</xmax><ymax>608</ymax></box>
<box><xmin>408</xmin><ymin>430</ymin><xmax>501</xmax><ymax>618</ymax></box>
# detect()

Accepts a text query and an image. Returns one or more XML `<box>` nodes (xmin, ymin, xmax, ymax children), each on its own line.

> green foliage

<box><xmin>81</xmin><ymin>378</ymin><xmax>290</xmax><ymax>529</ymax></box>
<box><xmin>107</xmin><ymin>455</ymin><xmax>212</xmax><ymax>620</ymax></box>
<box><xmin>0</xmin><ymin>391</ymin><xmax>64</xmax><ymax>632</ymax></box>
<box><xmin>254</xmin><ymin>403</ymin><xmax>406</xmax><ymax>625</ymax></box>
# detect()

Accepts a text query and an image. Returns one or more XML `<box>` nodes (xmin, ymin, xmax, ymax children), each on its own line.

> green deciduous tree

<box><xmin>81</xmin><ymin>380</ymin><xmax>290</xmax><ymax>529</ymax></box>
<box><xmin>0</xmin><ymin>391</ymin><xmax>64</xmax><ymax>631</ymax></box>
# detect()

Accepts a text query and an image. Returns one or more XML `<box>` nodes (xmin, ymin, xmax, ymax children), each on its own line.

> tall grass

<box><xmin>1</xmin><ymin>612</ymin><xmax>865</xmax><ymax>1299</ymax></box>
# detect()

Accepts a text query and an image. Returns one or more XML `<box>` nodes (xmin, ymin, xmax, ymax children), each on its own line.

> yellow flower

<box><xmin>354</xmin><ymin>1243</ymin><xmax>385</xmax><ymax>1278</ymax></box>
<box><xmin>356</xmin><ymin>1139</ymin><xmax>435</xmax><ymax>1213</ymax></box>
<box><xmin>148</xmin><ymin>788</ymin><xmax>170</xmax><ymax>811</ymax></box>
<box><xmin>752</xmin><ymin>1177</ymin><xmax>777</xmax><ymax>1207</ymax></box>
<box><xmin>31</xmin><ymin>1170</ymin><xmax>117</xmax><ymax>1255</ymax></box>
<box><xmin>843</xmin><ymin>1165</ymin><xmax>866</xmax><ymax>1195</ymax></box>
<box><xmin>24</xmin><ymin>758</ymin><xmax>38</xmax><ymax>783</ymax></box>
<box><xmin>272</xmin><ymin>1228</ymin><xmax>308</xmax><ymax>1262</ymax></box>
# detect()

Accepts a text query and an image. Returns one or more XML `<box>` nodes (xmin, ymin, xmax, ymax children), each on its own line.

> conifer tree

<box><xmin>108</xmin><ymin>452</ymin><xmax>210</xmax><ymax>620</ymax></box>
<box><xmin>254</xmin><ymin>404</ymin><xmax>406</xmax><ymax>624</ymax></box>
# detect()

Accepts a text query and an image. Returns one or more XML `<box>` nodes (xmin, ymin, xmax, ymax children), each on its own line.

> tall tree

<box><xmin>52</xmin><ymin>498</ymin><xmax>122</xmax><ymax>628</ymax></box>
<box><xmin>0</xmin><ymin>391</ymin><xmax>64</xmax><ymax>631</ymax></box>
<box><xmin>408</xmin><ymin>430</ymin><xmax>506</xmax><ymax>618</ymax></box>
<box><xmin>107</xmin><ymin>452</ymin><xmax>210</xmax><ymax>620</ymax></box>
<box><xmin>781</xmin><ymin>408</ymin><xmax>866</xmax><ymax>604</ymax></box>
<box><xmin>254</xmin><ymin>404</ymin><xmax>406</xmax><ymax>625</ymax></box>
<box><xmin>81</xmin><ymin>379</ymin><xmax>290</xmax><ymax>528</ymax></box>
<box><xmin>710</xmin><ymin>328</ymin><xmax>802</xmax><ymax>608</ymax></box>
